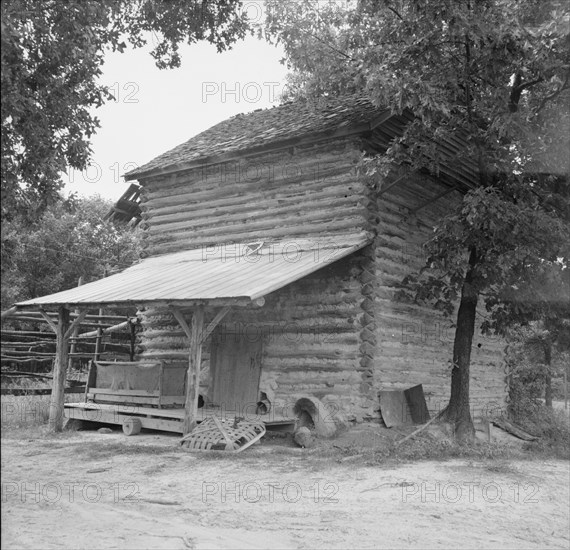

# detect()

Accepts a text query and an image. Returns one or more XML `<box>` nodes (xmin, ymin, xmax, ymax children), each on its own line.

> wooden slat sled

<box><xmin>180</xmin><ymin>416</ymin><xmax>266</xmax><ymax>452</ymax></box>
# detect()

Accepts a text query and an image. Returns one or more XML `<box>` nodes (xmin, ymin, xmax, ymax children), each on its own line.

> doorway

<box><xmin>209</xmin><ymin>329</ymin><xmax>263</xmax><ymax>413</ymax></box>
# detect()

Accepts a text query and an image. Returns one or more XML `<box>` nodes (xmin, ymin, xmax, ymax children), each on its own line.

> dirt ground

<box><xmin>2</xmin><ymin>422</ymin><xmax>569</xmax><ymax>550</ymax></box>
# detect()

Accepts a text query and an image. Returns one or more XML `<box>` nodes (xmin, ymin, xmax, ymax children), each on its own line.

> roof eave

<box><xmin>13</xmin><ymin>297</ymin><xmax>255</xmax><ymax>311</ymax></box>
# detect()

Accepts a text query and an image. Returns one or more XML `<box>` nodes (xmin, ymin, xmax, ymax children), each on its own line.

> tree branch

<box><xmin>509</xmin><ymin>73</ymin><xmax>544</xmax><ymax>112</ymax></box>
<box><xmin>536</xmin><ymin>72</ymin><xmax>570</xmax><ymax>113</ymax></box>
<box><xmin>301</xmin><ymin>29</ymin><xmax>353</xmax><ymax>61</ymax></box>
<box><xmin>387</xmin><ymin>6</ymin><xmax>405</xmax><ymax>22</ymax></box>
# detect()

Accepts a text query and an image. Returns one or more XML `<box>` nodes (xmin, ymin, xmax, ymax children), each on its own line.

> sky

<box><xmin>63</xmin><ymin>35</ymin><xmax>288</xmax><ymax>201</ymax></box>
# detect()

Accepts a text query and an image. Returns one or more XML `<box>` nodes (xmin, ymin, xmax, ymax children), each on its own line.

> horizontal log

<box><xmin>7</xmin><ymin>311</ymin><xmax>128</xmax><ymax>322</ymax></box>
<box><xmin>1</xmin><ymin>352</ymin><xmax>100</xmax><ymax>358</ymax></box>
<box><xmin>145</xmin><ymin>185</ymin><xmax>365</xmax><ymax>229</ymax></box>
<box><xmin>77</xmin><ymin>320</ymin><xmax>131</xmax><ymax>339</ymax></box>
<box><xmin>1</xmin><ymin>386</ymin><xmax>86</xmax><ymax>396</ymax></box>
<box><xmin>1</xmin><ymin>330</ymin><xmax>56</xmax><ymax>338</ymax></box>
<box><xmin>144</xmin><ymin>165</ymin><xmax>361</xmax><ymax>214</ymax></box>
<box><xmin>263</xmin><ymin>361</ymin><xmax>359</xmax><ymax>373</ymax></box>
<box><xmin>1</xmin><ymin>307</ymin><xmax>17</xmax><ymax>320</ymax></box>
<box><xmin>143</xmin><ymin>219</ymin><xmax>365</xmax><ymax>256</ymax></box>
<box><xmin>146</xmin><ymin>204</ymin><xmax>367</xmax><ymax>243</ymax></box>
<box><xmin>7</xmin><ymin>315</ymin><xmax>115</xmax><ymax>329</ymax></box>
<box><xmin>0</xmin><ymin>357</ymin><xmax>53</xmax><ymax>363</ymax></box>
<box><xmin>143</xmin><ymin>140</ymin><xmax>359</xmax><ymax>199</ymax></box>
<box><xmin>146</xmin><ymin>199</ymin><xmax>365</xmax><ymax>236</ymax></box>
<box><xmin>1</xmin><ymin>340</ymin><xmax>57</xmax><ymax>347</ymax></box>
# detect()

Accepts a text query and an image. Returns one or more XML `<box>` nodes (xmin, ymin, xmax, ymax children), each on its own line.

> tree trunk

<box><xmin>442</xmin><ymin>248</ymin><xmax>478</xmax><ymax>441</ymax></box>
<box><xmin>543</xmin><ymin>340</ymin><xmax>553</xmax><ymax>408</ymax></box>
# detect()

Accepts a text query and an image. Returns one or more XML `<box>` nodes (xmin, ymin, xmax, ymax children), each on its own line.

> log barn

<box><xmin>12</xmin><ymin>96</ymin><xmax>506</xmax><ymax>435</ymax></box>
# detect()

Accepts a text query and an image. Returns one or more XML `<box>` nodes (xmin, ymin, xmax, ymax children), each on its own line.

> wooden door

<box><xmin>210</xmin><ymin>331</ymin><xmax>262</xmax><ymax>412</ymax></box>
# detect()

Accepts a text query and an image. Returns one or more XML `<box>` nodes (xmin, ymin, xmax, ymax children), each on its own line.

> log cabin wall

<box><xmin>134</xmin><ymin>131</ymin><xmax>506</xmax><ymax>424</ymax></box>
<box><xmin>219</xmin><ymin>253</ymin><xmax>371</xmax><ymax>423</ymax></box>
<box><xmin>134</xmin><ymin>253</ymin><xmax>371</xmax><ymax>423</ymax></box>
<box><xmin>134</xmin><ymin>135</ymin><xmax>375</xmax><ymax>421</ymax></box>
<box><xmin>137</xmin><ymin>137</ymin><xmax>369</xmax><ymax>256</ymax></box>
<box><xmin>371</xmin><ymin>172</ymin><xmax>507</xmax><ymax>417</ymax></box>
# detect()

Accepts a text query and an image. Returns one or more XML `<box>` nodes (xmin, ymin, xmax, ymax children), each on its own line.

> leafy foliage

<box><xmin>506</xmin><ymin>339</ymin><xmax>570</xmax><ymax>458</ymax></box>
<box><xmin>267</xmin><ymin>0</ymin><xmax>570</xmax><ymax>331</ymax></box>
<box><xmin>400</xmin><ymin>184</ymin><xmax>570</xmax><ymax>321</ymax></box>
<box><xmin>267</xmin><ymin>0</ymin><xmax>570</xmax><ymax>434</ymax></box>
<box><xmin>1</xmin><ymin>195</ymin><xmax>142</xmax><ymax>309</ymax></box>
<box><xmin>1</xmin><ymin>0</ymin><xmax>251</xmax><ymax>220</ymax></box>
<box><xmin>266</xmin><ymin>0</ymin><xmax>570</xmax><ymax>180</ymax></box>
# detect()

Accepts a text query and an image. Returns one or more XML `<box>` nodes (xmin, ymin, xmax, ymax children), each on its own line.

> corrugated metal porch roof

<box><xmin>15</xmin><ymin>234</ymin><xmax>370</xmax><ymax>309</ymax></box>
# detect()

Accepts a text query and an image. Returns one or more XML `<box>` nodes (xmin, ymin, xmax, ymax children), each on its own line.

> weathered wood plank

<box><xmin>87</xmin><ymin>393</ymin><xmax>184</xmax><ymax>406</ymax></box>
<box><xmin>48</xmin><ymin>306</ymin><xmax>70</xmax><ymax>432</ymax></box>
<box><xmin>201</xmin><ymin>307</ymin><xmax>231</xmax><ymax>343</ymax></box>
<box><xmin>38</xmin><ymin>308</ymin><xmax>58</xmax><ymax>334</ymax></box>
<box><xmin>183</xmin><ymin>307</ymin><xmax>204</xmax><ymax>435</ymax></box>
<box><xmin>89</xmin><ymin>388</ymin><xmax>160</xmax><ymax>397</ymax></box>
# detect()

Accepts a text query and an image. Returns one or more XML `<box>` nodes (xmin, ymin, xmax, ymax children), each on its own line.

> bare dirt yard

<box><xmin>2</xmin><ymin>421</ymin><xmax>569</xmax><ymax>550</ymax></box>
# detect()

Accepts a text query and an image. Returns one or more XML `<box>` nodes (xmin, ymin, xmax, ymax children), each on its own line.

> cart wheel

<box><xmin>122</xmin><ymin>418</ymin><xmax>142</xmax><ymax>436</ymax></box>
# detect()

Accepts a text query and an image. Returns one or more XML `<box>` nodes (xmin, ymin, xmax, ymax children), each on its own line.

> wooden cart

<box><xmin>66</xmin><ymin>360</ymin><xmax>187</xmax><ymax>435</ymax></box>
<box><xmin>64</xmin><ymin>359</ymin><xmax>295</xmax><ymax>435</ymax></box>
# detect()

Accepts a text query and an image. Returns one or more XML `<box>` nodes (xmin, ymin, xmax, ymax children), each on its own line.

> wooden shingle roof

<box><xmin>124</xmin><ymin>95</ymin><xmax>479</xmax><ymax>189</ymax></box>
<box><xmin>125</xmin><ymin>96</ymin><xmax>390</xmax><ymax>180</ymax></box>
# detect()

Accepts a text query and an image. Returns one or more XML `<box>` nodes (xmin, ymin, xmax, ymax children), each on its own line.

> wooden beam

<box><xmin>7</xmin><ymin>314</ymin><xmax>113</xmax><ymax>328</ymax></box>
<box><xmin>94</xmin><ymin>327</ymin><xmax>103</xmax><ymax>361</ymax></box>
<box><xmin>170</xmin><ymin>308</ymin><xmax>192</xmax><ymax>339</ymax></box>
<box><xmin>68</xmin><ymin>277</ymin><xmax>84</xmax><ymax>371</ymax></box>
<box><xmin>171</xmin><ymin>305</ymin><xmax>229</xmax><ymax>435</ymax></box>
<box><xmin>182</xmin><ymin>306</ymin><xmax>204</xmax><ymax>435</ymax></box>
<box><xmin>64</xmin><ymin>310</ymin><xmax>88</xmax><ymax>340</ymax></box>
<box><xmin>20</xmin><ymin>298</ymin><xmax>251</xmax><ymax>310</ymax></box>
<box><xmin>48</xmin><ymin>306</ymin><xmax>71</xmax><ymax>432</ymax></box>
<box><xmin>93</xmin><ymin>307</ymin><xmax>105</xmax><ymax>361</ymax></box>
<box><xmin>1</xmin><ymin>386</ymin><xmax>86</xmax><ymax>396</ymax></box>
<box><xmin>76</xmin><ymin>319</ymin><xmax>133</xmax><ymax>339</ymax></box>
<box><xmin>129</xmin><ymin>320</ymin><xmax>136</xmax><ymax>361</ymax></box>
<box><xmin>200</xmin><ymin>306</ymin><xmax>231</xmax><ymax>343</ymax></box>
<box><xmin>408</xmin><ymin>185</ymin><xmax>460</xmax><ymax>215</ymax></box>
<box><xmin>377</xmin><ymin>171</ymin><xmax>413</xmax><ymax>196</ymax></box>
<box><xmin>1</xmin><ymin>307</ymin><xmax>17</xmax><ymax>320</ymax></box>
<box><xmin>39</xmin><ymin>308</ymin><xmax>58</xmax><ymax>333</ymax></box>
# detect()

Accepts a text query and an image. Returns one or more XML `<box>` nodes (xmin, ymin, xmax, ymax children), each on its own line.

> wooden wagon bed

<box><xmin>66</xmin><ymin>359</ymin><xmax>294</xmax><ymax>435</ymax></box>
<box><xmin>64</xmin><ymin>402</ymin><xmax>294</xmax><ymax>434</ymax></box>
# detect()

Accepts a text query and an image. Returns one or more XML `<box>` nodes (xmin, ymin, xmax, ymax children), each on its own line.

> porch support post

<box><xmin>40</xmin><ymin>307</ymin><xmax>88</xmax><ymax>432</ymax></box>
<box><xmin>183</xmin><ymin>306</ymin><xmax>204</xmax><ymax>435</ymax></box>
<box><xmin>171</xmin><ymin>305</ymin><xmax>231</xmax><ymax>436</ymax></box>
<box><xmin>49</xmin><ymin>306</ymin><xmax>71</xmax><ymax>432</ymax></box>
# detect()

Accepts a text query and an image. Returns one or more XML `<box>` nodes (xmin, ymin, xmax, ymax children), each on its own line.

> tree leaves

<box><xmin>1</xmin><ymin>0</ymin><xmax>251</xmax><ymax>220</ymax></box>
<box><xmin>0</xmin><ymin>195</ymin><xmax>142</xmax><ymax>309</ymax></box>
<box><xmin>268</xmin><ymin>0</ymin><xmax>570</xmax><ymax>337</ymax></box>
